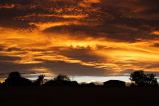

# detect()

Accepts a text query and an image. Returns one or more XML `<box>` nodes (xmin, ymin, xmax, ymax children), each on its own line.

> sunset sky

<box><xmin>0</xmin><ymin>0</ymin><xmax>159</xmax><ymax>82</ymax></box>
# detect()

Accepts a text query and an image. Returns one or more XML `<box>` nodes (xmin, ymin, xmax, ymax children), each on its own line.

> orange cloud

<box><xmin>0</xmin><ymin>28</ymin><xmax>159</xmax><ymax>76</ymax></box>
<box><xmin>1</xmin><ymin>0</ymin><xmax>159</xmax><ymax>77</ymax></box>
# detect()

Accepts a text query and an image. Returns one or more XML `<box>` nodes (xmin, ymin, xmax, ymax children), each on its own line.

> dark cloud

<box><xmin>0</xmin><ymin>55</ymin><xmax>21</xmax><ymax>62</ymax></box>
<box><xmin>41</xmin><ymin>60</ymin><xmax>108</xmax><ymax>76</ymax></box>
<box><xmin>153</xmin><ymin>43</ymin><xmax>159</xmax><ymax>47</ymax></box>
<box><xmin>44</xmin><ymin>24</ymin><xmax>96</xmax><ymax>35</ymax></box>
<box><xmin>0</xmin><ymin>61</ymin><xmax>37</xmax><ymax>74</ymax></box>
<box><xmin>0</xmin><ymin>60</ymin><xmax>109</xmax><ymax>76</ymax></box>
<box><xmin>0</xmin><ymin>0</ymin><xmax>32</xmax><ymax>4</ymax></box>
<box><xmin>94</xmin><ymin>0</ymin><xmax>159</xmax><ymax>42</ymax></box>
<box><xmin>0</xmin><ymin>7</ymin><xmax>36</xmax><ymax>29</ymax></box>
<box><xmin>57</xmin><ymin>47</ymin><xmax>105</xmax><ymax>63</ymax></box>
<box><xmin>0</xmin><ymin>0</ymin><xmax>159</xmax><ymax>42</ymax></box>
<box><xmin>122</xmin><ymin>69</ymin><xmax>159</xmax><ymax>76</ymax></box>
<box><xmin>0</xmin><ymin>45</ymin><xmax>5</xmax><ymax>51</ymax></box>
<box><xmin>5</xmin><ymin>47</ymin><xmax>23</xmax><ymax>52</ymax></box>
<box><xmin>44</xmin><ymin>0</ymin><xmax>159</xmax><ymax>42</ymax></box>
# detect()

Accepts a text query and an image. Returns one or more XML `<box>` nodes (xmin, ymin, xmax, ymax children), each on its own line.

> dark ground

<box><xmin>0</xmin><ymin>87</ymin><xmax>158</xmax><ymax>106</ymax></box>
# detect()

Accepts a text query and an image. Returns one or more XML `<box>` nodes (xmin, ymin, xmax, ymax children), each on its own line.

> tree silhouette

<box><xmin>130</xmin><ymin>70</ymin><xmax>158</xmax><ymax>87</ymax></box>
<box><xmin>44</xmin><ymin>75</ymin><xmax>78</xmax><ymax>87</ymax></box>
<box><xmin>0</xmin><ymin>82</ymin><xmax>2</xmax><ymax>88</ymax></box>
<box><xmin>3</xmin><ymin>72</ymin><xmax>33</xmax><ymax>87</ymax></box>
<box><xmin>54</xmin><ymin>74</ymin><xmax>71</xmax><ymax>81</ymax></box>
<box><xmin>1</xmin><ymin>71</ymin><xmax>158</xmax><ymax>88</ymax></box>
<box><xmin>34</xmin><ymin>75</ymin><xmax>45</xmax><ymax>86</ymax></box>
<box><xmin>103</xmin><ymin>80</ymin><xmax>126</xmax><ymax>87</ymax></box>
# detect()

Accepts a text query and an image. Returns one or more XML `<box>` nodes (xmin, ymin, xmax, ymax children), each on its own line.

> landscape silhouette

<box><xmin>0</xmin><ymin>0</ymin><xmax>159</xmax><ymax>105</ymax></box>
<box><xmin>0</xmin><ymin>71</ymin><xmax>159</xmax><ymax>106</ymax></box>
<box><xmin>0</xmin><ymin>70</ymin><xmax>158</xmax><ymax>88</ymax></box>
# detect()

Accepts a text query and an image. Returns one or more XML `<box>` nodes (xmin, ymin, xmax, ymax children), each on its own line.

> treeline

<box><xmin>0</xmin><ymin>70</ymin><xmax>158</xmax><ymax>88</ymax></box>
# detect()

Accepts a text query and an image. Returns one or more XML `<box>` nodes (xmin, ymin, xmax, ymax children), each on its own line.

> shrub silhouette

<box><xmin>80</xmin><ymin>82</ymin><xmax>96</xmax><ymax>87</ymax></box>
<box><xmin>3</xmin><ymin>72</ymin><xmax>32</xmax><ymax>87</ymax></box>
<box><xmin>130</xmin><ymin>70</ymin><xmax>158</xmax><ymax>87</ymax></box>
<box><xmin>103</xmin><ymin>80</ymin><xmax>126</xmax><ymax>87</ymax></box>
<box><xmin>44</xmin><ymin>75</ymin><xmax>78</xmax><ymax>87</ymax></box>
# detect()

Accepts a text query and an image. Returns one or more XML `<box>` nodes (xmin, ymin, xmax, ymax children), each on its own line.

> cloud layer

<box><xmin>0</xmin><ymin>0</ymin><xmax>159</xmax><ymax>78</ymax></box>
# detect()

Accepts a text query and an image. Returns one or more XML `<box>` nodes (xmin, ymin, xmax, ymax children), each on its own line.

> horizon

<box><xmin>0</xmin><ymin>0</ymin><xmax>159</xmax><ymax>81</ymax></box>
<box><xmin>1</xmin><ymin>72</ymin><xmax>159</xmax><ymax>83</ymax></box>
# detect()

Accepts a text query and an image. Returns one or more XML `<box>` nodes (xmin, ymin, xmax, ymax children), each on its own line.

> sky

<box><xmin>0</xmin><ymin>0</ymin><xmax>159</xmax><ymax>81</ymax></box>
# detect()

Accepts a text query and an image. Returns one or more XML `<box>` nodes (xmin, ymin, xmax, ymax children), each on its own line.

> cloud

<box><xmin>0</xmin><ymin>61</ymin><xmax>37</xmax><ymax>74</ymax></box>
<box><xmin>0</xmin><ymin>59</ymin><xmax>109</xmax><ymax>77</ymax></box>
<box><xmin>41</xmin><ymin>60</ymin><xmax>108</xmax><ymax>76</ymax></box>
<box><xmin>121</xmin><ymin>68</ymin><xmax>159</xmax><ymax>76</ymax></box>
<box><xmin>1</xmin><ymin>0</ymin><xmax>159</xmax><ymax>42</ymax></box>
<box><xmin>55</xmin><ymin>47</ymin><xmax>106</xmax><ymax>63</ymax></box>
<box><xmin>153</xmin><ymin>43</ymin><xmax>159</xmax><ymax>47</ymax></box>
<box><xmin>0</xmin><ymin>0</ymin><xmax>159</xmax><ymax>78</ymax></box>
<box><xmin>44</xmin><ymin>24</ymin><xmax>96</xmax><ymax>35</ymax></box>
<box><xmin>0</xmin><ymin>55</ymin><xmax>21</xmax><ymax>62</ymax></box>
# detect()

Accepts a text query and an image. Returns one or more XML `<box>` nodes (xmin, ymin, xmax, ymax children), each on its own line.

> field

<box><xmin>0</xmin><ymin>87</ymin><xmax>158</xmax><ymax>106</ymax></box>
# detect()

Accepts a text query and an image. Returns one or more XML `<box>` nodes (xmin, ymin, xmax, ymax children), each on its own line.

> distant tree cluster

<box><xmin>0</xmin><ymin>70</ymin><xmax>158</xmax><ymax>88</ymax></box>
<box><xmin>130</xmin><ymin>70</ymin><xmax>158</xmax><ymax>87</ymax></box>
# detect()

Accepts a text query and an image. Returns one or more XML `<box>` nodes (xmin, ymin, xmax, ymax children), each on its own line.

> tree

<box><xmin>44</xmin><ymin>74</ymin><xmax>78</xmax><ymax>87</ymax></box>
<box><xmin>103</xmin><ymin>80</ymin><xmax>126</xmax><ymax>87</ymax></box>
<box><xmin>54</xmin><ymin>75</ymin><xmax>71</xmax><ymax>81</ymax></box>
<box><xmin>34</xmin><ymin>75</ymin><xmax>45</xmax><ymax>86</ymax></box>
<box><xmin>3</xmin><ymin>72</ymin><xmax>32</xmax><ymax>87</ymax></box>
<box><xmin>130</xmin><ymin>70</ymin><xmax>158</xmax><ymax>87</ymax></box>
<box><xmin>0</xmin><ymin>82</ymin><xmax>2</xmax><ymax>88</ymax></box>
